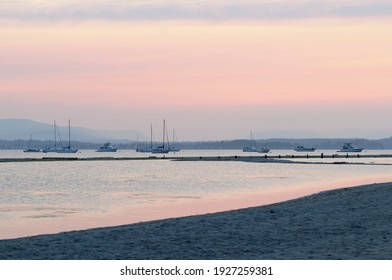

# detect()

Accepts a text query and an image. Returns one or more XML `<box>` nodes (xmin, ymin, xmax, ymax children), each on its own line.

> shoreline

<box><xmin>1</xmin><ymin>182</ymin><xmax>392</xmax><ymax>259</ymax></box>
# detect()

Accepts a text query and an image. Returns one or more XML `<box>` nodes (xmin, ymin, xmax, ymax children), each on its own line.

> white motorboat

<box><xmin>96</xmin><ymin>142</ymin><xmax>118</xmax><ymax>152</ymax></box>
<box><xmin>337</xmin><ymin>143</ymin><xmax>363</xmax><ymax>152</ymax></box>
<box><xmin>295</xmin><ymin>145</ymin><xmax>316</xmax><ymax>152</ymax></box>
<box><xmin>258</xmin><ymin>146</ymin><xmax>270</xmax><ymax>153</ymax></box>
<box><xmin>243</xmin><ymin>145</ymin><xmax>257</xmax><ymax>152</ymax></box>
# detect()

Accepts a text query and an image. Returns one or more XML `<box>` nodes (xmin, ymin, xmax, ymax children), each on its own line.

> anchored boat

<box><xmin>295</xmin><ymin>145</ymin><xmax>316</xmax><ymax>152</ymax></box>
<box><xmin>96</xmin><ymin>142</ymin><xmax>118</xmax><ymax>152</ymax></box>
<box><xmin>23</xmin><ymin>134</ymin><xmax>41</xmax><ymax>152</ymax></box>
<box><xmin>337</xmin><ymin>143</ymin><xmax>363</xmax><ymax>153</ymax></box>
<box><xmin>152</xmin><ymin>120</ymin><xmax>170</xmax><ymax>154</ymax></box>
<box><xmin>43</xmin><ymin>120</ymin><xmax>78</xmax><ymax>153</ymax></box>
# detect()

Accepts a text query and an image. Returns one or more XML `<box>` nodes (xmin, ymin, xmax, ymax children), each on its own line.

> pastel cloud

<box><xmin>1</xmin><ymin>0</ymin><xmax>392</xmax><ymax>21</ymax></box>
<box><xmin>2</xmin><ymin>20</ymin><xmax>392</xmax><ymax>108</ymax></box>
<box><xmin>1</xmin><ymin>2</ymin><xmax>392</xmax><ymax>139</ymax></box>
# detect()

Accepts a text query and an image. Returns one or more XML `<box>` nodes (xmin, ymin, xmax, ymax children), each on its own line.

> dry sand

<box><xmin>1</xmin><ymin>182</ymin><xmax>392</xmax><ymax>259</ymax></box>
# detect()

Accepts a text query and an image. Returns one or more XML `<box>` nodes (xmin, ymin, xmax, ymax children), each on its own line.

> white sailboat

<box><xmin>136</xmin><ymin>124</ymin><xmax>154</xmax><ymax>153</ymax></box>
<box><xmin>170</xmin><ymin>129</ymin><xmax>181</xmax><ymax>152</ymax></box>
<box><xmin>243</xmin><ymin>130</ymin><xmax>270</xmax><ymax>153</ymax></box>
<box><xmin>243</xmin><ymin>130</ymin><xmax>258</xmax><ymax>152</ymax></box>
<box><xmin>43</xmin><ymin>120</ymin><xmax>78</xmax><ymax>153</ymax></box>
<box><xmin>23</xmin><ymin>134</ymin><xmax>41</xmax><ymax>152</ymax></box>
<box><xmin>152</xmin><ymin>120</ymin><xmax>170</xmax><ymax>154</ymax></box>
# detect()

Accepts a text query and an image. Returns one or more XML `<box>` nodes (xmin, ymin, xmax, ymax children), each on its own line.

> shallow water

<box><xmin>1</xmin><ymin>149</ymin><xmax>392</xmax><ymax>239</ymax></box>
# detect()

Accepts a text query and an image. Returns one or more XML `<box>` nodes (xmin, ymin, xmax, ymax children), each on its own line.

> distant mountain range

<box><xmin>0</xmin><ymin>119</ymin><xmax>142</xmax><ymax>142</ymax></box>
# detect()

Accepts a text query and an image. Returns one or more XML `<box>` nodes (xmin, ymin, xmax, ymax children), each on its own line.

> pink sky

<box><xmin>1</xmin><ymin>19</ymin><xmax>392</xmax><ymax>140</ymax></box>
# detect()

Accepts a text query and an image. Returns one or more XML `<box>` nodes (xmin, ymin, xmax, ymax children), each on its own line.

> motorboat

<box><xmin>96</xmin><ymin>142</ymin><xmax>118</xmax><ymax>152</ymax></box>
<box><xmin>243</xmin><ymin>145</ymin><xmax>257</xmax><ymax>152</ymax></box>
<box><xmin>295</xmin><ymin>145</ymin><xmax>316</xmax><ymax>152</ymax></box>
<box><xmin>258</xmin><ymin>146</ymin><xmax>270</xmax><ymax>153</ymax></box>
<box><xmin>337</xmin><ymin>143</ymin><xmax>363</xmax><ymax>152</ymax></box>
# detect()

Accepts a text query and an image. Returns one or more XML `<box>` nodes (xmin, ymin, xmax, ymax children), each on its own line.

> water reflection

<box><xmin>1</xmin><ymin>150</ymin><xmax>392</xmax><ymax>239</ymax></box>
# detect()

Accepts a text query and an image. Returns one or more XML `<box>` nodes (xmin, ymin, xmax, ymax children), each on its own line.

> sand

<box><xmin>1</xmin><ymin>182</ymin><xmax>392</xmax><ymax>259</ymax></box>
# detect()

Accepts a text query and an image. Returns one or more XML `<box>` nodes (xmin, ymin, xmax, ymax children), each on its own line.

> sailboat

<box><xmin>43</xmin><ymin>120</ymin><xmax>78</xmax><ymax>153</ymax></box>
<box><xmin>136</xmin><ymin>124</ymin><xmax>154</xmax><ymax>153</ymax></box>
<box><xmin>23</xmin><ymin>134</ymin><xmax>41</xmax><ymax>152</ymax></box>
<box><xmin>242</xmin><ymin>130</ymin><xmax>258</xmax><ymax>152</ymax></box>
<box><xmin>170</xmin><ymin>129</ymin><xmax>181</xmax><ymax>152</ymax></box>
<box><xmin>152</xmin><ymin>120</ymin><xmax>170</xmax><ymax>154</ymax></box>
<box><xmin>243</xmin><ymin>130</ymin><xmax>270</xmax><ymax>153</ymax></box>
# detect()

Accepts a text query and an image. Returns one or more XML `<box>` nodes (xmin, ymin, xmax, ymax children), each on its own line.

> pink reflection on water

<box><xmin>1</xmin><ymin>174</ymin><xmax>392</xmax><ymax>240</ymax></box>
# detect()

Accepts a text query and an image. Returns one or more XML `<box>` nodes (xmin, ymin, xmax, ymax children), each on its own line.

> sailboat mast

<box><xmin>54</xmin><ymin>120</ymin><xmax>57</xmax><ymax>148</ymax></box>
<box><xmin>150</xmin><ymin>123</ymin><xmax>153</xmax><ymax>149</ymax></box>
<box><xmin>250</xmin><ymin>129</ymin><xmax>256</xmax><ymax>146</ymax></box>
<box><xmin>68</xmin><ymin>119</ymin><xmax>71</xmax><ymax>148</ymax></box>
<box><xmin>163</xmin><ymin>119</ymin><xmax>166</xmax><ymax>148</ymax></box>
<box><xmin>166</xmin><ymin>126</ymin><xmax>170</xmax><ymax>150</ymax></box>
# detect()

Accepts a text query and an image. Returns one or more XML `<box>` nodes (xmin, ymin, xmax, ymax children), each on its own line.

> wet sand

<box><xmin>1</xmin><ymin>182</ymin><xmax>392</xmax><ymax>259</ymax></box>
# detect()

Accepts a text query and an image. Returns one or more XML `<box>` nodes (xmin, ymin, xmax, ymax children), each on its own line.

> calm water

<box><xmin>1</xmin><ymin>149</ymin><xmax>392</xmax><ymax>239</ymax></box>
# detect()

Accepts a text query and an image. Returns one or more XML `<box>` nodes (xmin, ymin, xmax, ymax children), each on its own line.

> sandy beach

<box><xmin>1</xmin><ymin>181</ymin><xmax>392</xmax><ymax>259</ymax></box>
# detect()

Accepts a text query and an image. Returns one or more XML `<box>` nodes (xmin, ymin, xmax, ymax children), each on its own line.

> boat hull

<box><xmin>337</xmin><ymin>143</ymin><xmax>363</xmax><ymax>152</ymax></box>
<box><xmin>136</xmin><ymin>148</ymin><xmax>153</xmax><ymax>153</ymax></box>
<box><xmin>243</xmin><ymin>146</ymin><xmax>257</xmax><ymax>152</ymax></box>
<box><xmin>337</xmin><ymin>148</ymin><xmax>363</xmax><ymax>152</ymax></box>
<box><xmin>23</xmin><ymin>149</ymin><xmax>41</xmax><ymax>153</ymax></box>
<box><xmin>56</xmin><ymin>149</ymin><xmax>78</xmax><ymax>153</ymax></box>
<box><xmin>295</xmin><ymin>148</ymin><xmax>316</xmax><ymax>152</ymax></box>
<box><xmin>95</xmin><ymin>149</ymin><xmax>117</xmax><ymax>152</ymax></box>
<box><xmin>152</xmin><ymin>149</ymin><xmax>170</xmax><ymax>154</ymax></box>
<box><xmin>43</xmin><ymin>147</ymin><xmax>78</xmax><ymax>153</ymax></box>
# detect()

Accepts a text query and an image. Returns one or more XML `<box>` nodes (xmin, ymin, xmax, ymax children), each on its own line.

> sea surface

<box><xmin>1</xmin><ymin>149</ymin><xmax>392</xmax><ymax>239</ymax></box>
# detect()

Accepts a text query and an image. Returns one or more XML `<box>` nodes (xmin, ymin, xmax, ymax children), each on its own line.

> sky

<box><xmin>1</xmin><ymin>1</ymin><xmax>392</xmax><ymax>140</ymax></box>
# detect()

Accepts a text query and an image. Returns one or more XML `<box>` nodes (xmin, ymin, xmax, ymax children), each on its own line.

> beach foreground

<box><xmin>1</xmin><ymin>182</ymin><xmax>392</xmax><ymax>259</ymax></box>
